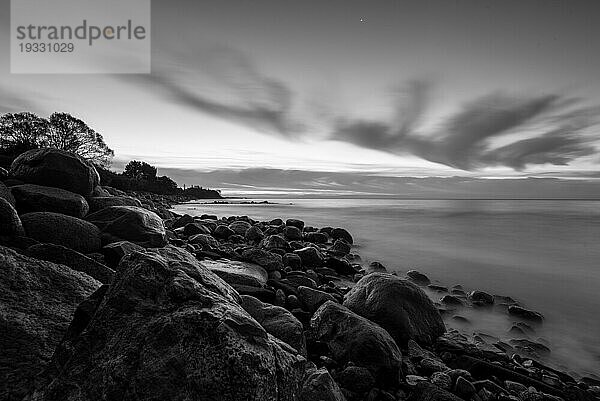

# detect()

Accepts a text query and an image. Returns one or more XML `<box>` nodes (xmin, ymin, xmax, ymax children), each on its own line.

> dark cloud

<box><xmin>135</xmin><ymin>46</ymin><xmax>303</xmax><ymax>137</ymax></box>
<box><xmin>331</xmin><ymin>90</ymin><xmax>599</xmax><ymax>171</ymax></box>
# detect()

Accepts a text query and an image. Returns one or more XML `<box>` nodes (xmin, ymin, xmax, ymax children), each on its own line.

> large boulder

<box><xmin>343</xmin><ymin>273</ymin><xmax>445</xmax><ymax>346</ymax></box>
<box><xmin>310</xmin><ymin>301</ymin><xmax>402</xmax><ymax>385</ymax></box>
<box><xmin>11</xmin><ymin>184</ymin><xmax>89</xmax><ymax>218</ymax></box>
<box><xmin>0</xmin><ymin>197</ymin><xmax>24</xmax><ymax>237</ymax></box>
<box><xmin>86</xmin><ymin>206</ymin><xmax>167</xmax><ymax>247</ymax></box>
<box><xmin>0</xmin><ymin>246</ymin><xmax>100</xmax><ymax>401</ymax></box>
<box><xmin>28</xmin><ymin>246</ymin><xmax>307</xmax><ymax>401</ymax></box>
<box><xmin>241</xmin><ymin>248</ymin><xmax>284</xmax><ymax>272</ymax></box>
<box><xmin>101</xmin><ymin>241</ymin><xmax>144</xmax><ymax>269</ymax></box>
<box><xmin>20</xmin><ymin>212</ymin><xmax>101</xmax><ymax>253</ymax></box>
<box><xmin>294</xmin><ymin>246</ymin><xmax>324</xmax><ymax>268</ymax></box>
<box><xmin>27</xmin><ymin>243</ymin><xmax>115</xmax><ymax>284</ymax></box>
<box><xmin>228</xmin><ymin>220</ymin><xmax>252</xmax><ymax>236</ymax></box>
<box><xmin>300</xmin><ymin>368</ymin><xmax>346</xmax><ymax>401</ymax></box>
<box><xmin>87</xmin><ymin>196</ymin><xmax>142</xmax><ymax>214</ymax></box>
<box><xmin>9</xmin><ymin>149</ymin><xmax>99</xmax><ymax>196</ymax></box>
<box><xmin>241</xmin><ymin>295</ymin><xmax>306</xmax><ymax>356</ymax></box>
<box><xmin>202</xmin><ymin>259</ymin><xmax>268</xmax><ymax>288</ymax></box>
<box><xmin>0</xmin><ymin>181</ymin><xmax>15</xmax><ymax>205</ymax></box>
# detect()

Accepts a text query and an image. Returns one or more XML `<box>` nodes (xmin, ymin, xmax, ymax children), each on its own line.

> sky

<box><xmin>1</xmin><ymin>0</ymin><xmax>600</xmax><ymax>197</ymax></box>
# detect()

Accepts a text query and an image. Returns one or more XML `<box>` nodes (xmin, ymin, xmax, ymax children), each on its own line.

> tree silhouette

<box><xmin>123</xmin><ymin>160</ymin><xmax>157</xmax><ymax>181</ymax></box>
<box><xmin>0</xmin><ymin>112</ymin><xmax>114</xmax><ymax>167</ymax></box>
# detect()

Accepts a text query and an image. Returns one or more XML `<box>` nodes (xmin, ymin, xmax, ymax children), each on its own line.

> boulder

<box><xmin>21</xmin><ymin>212</ymin><xmax>101</xmax><ymax>253</ymax></box>
<box><xmin>202</xmin><ymin>259</ymin><xmax>268</xmax><ymax>288</ymax></box>
<box><xmin>0</xmin><ymin>197</ymin><xmax>25</xmax><ymax>237</ymax></box>
<box><xmin>0</xmin><ymin>246</ymin><xmax>99</xmax><ymax>401</ymax></box>
<box><xmin>343</xmin><ymin>273</ymin><xmax>445</xmax><ymax>346</ymax></box>
<box><xmin>182</xmin><ymin>222</ymin><xmax>211</xmax><ymax>236</ymax></box>
<box><xmin>297</xmin><ymin>286</ymin><xmax>336</xmax><ymax>312</ymax></box>
<box><xmin>241</xmin><ymin>248</ymin><xmax>284</xmax><ymax>272</ymax></box>
<box><xmin>245</xmin><ymin>225</ymin><xmax>264</xmax><ymax>242</ymax></box>
<box><xmin>286</xmin><ymin>219</ymin><xmax>305</xmax><ymax>230</ymax></box>
<box><xmin>27</xmin><ymin>243</ymin><xmax>115</xmax><ymax>284</ymax></box>
<box><xmin>283</xmin><ymin>226</ymin><xmax>303</xmax><ymax>241</ymax></box>
<box><xmin>188</xmin><ymin>233</ymin><xmax>219</xmax><ymax>248</ymax></box>
<box><xmin>330</xmin><ymin>239</ymin><xmax>351</xmax><ymax>255</ymax></box>
<box><xmin>262</xmin><ymin>234</ymin><xmax>290</xmax><ymax>250</ymax></box>
<box><xmin>87</xmin><ymin>196</ymin><xmax>142</xmax><ymax>213</ymax></box>
<box><xmin>311</xmin><ymin>301</ymin><xmax>402</xmax><ymax>385</ymax></box>
<box><xmin>241</xmin><ymin>295</ymin><xmax>307</xmax><ymax>355</ymax></box>
<box><xmin>86</xmin><ymin>206</ymin><xmax>167</xmax><ymax>247</ymax></box>
<box><xmin>213</xmin><ymin>224</ymin><xmax>235</xmax><ymax>239</ymax></box>
<box><xmin>406</xmin><ymin>270</ymin><xmax>431</xmax><ymax>286</ymax></box>
<box><xmin>365</xmin><ymin>261</ymin><xmax>387</xmax><ymax>274</ymax></box>
<box><xmin>508</xmin><ymin>305</ymin><xmax>544</xmax><ymax>323</ymax></box>
<box><xmin>91</xmin><ymin>186</ymin><xmax>111</xmax><ymax>197</ymax></box>
<box><xmin>468</xmin><ymin>290</ymin><xmax>494</xmax><ymax>305</ymax></box>
<box><xmin>229</xmin><ymin>220</ymin><xmax>252</xmax><ymax>236</ymax></box>
<box><xmin>11</xmin><ymin>184</ymin><xmax>89</xmax><ymax>217</ymax></box>
<box><xmin>0</xmin><ymin>181</ymin><xmax>15</xmax><ymax>205</ymax></box>
<box><xmin>331</xmin><ymin>228</ymin><xmax>353</xmax><ymax>245</ymax></box>
<box><xmin>10</xmin><ymin>148</ymin><xmax>99</xmax><ymax>196</ymax></box>
<box><xmin>336</xmin><ymin>366</ymin><xmax>376</xmax><ymax>394</ymax></box>
<box><xmin>283</xmin><ymin>252</ymin><xmax>302</xmax><ymax>270</ymax></box>
<box><xmin>28</xmin><ymin>246</ymin><xmax>306</xmax><ymax>401</ymax></box>
<box><xmin>300</xmin><ymin>368</ymin><xmax>346</xmax><ymax>401</ymax></box>
<box><xmin>304</xmin><ymin>232</ymin><xmax>327</xmax><ymax>244</ymax></box>
<box><xmin>101</xmin><ymin>240</ymin><xmax>144</xmax><ymax>269</ymax></box>
<box><xmin>294</xmin><ymin>246</ymin><xmax>324</xmax><ymax>268</ymax></box>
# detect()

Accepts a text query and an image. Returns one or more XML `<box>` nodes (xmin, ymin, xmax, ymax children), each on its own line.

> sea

<box><xmin>172</xmin><ymin>198</ymin><xmax>600</xmax><ymax>379</ymax></box>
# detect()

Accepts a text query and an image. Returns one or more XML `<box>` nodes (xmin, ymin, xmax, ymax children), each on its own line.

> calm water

<box><xmin>173</xmin><ymin>199</ymin><xmax>600</xmax><ymax>378</ymax></box>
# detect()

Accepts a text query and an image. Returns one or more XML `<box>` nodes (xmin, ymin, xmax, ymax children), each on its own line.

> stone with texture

<box><xmin>11</xmin><ymin>184</ymin><xmax>89</xmax><ymax>217</ymax></box>
<box><xmin>21</xmin><ymin>212</ymin><xmax>101</xmax><ymax>253</ymax></box>
<box><xmin>86</xmin><ymin>206</ymin><xmax>166</xmax><ymax>247</ymax></box>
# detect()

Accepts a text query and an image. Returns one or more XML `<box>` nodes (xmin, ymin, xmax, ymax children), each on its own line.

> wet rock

<box><xmin>213</xmin><ymin>224</ymin><xmax>235</xmax><ymax>239</ymax></box>
<box><xmin>189</xmin><ymin>233</ymin><xmax>219</xmax><ymax>248</ymax></box>
<box><xmin>283</xmin><ymin>252</ymin><xmax>302</xmax><ymax>269</ymax></box>
<box><xmin>10</xmin><ymin>148</ymin><xmax>99</xmax><ymax>196</ymax></box>
<box><xmin>101</xmin><ymin>240</ymin><xmax>144</xmax><ymax>269</ymax></box>
<box><xmin>21</xmin><ymin>212</ymin><xmax>101</xmax><ymax>253</ymax></box>
<box><xmin>182</xmin><ymin>222</ymin><xmax>211</xmax><ymax>236</ymax></box>
<box><xmin>0</xmin><ymin>197</ymin><xmax>25</xmax><ymax>237</ymax></box>
<box><xmin>431</xmin><ymin>372</ymin><xmax>453</xmax><ymax>390</ymax></box>
<box><xmin>331</xmin><ymin>228</ymin><xmax>353</xmax><ymax>245</ymax></box>
<box><xmin>93</xmin><ymin>206</ymin><xmax>165</xmax><ymax>247</ymax></box>
<box><xmin>441</xmin><ymin>295</ymin><xmax>464</xmax><ymax>306</ymax></box>
<box><xmin>228</xmin><ymin>220</ymin><xmax>252</xmax><ymax>236</ymax></box>
<box><xmin>406</xmin><ymin>270</ymin><xmax>431</xmax><ymax>286</ymax></box>
<box><xmin>263</xmin><ymin>234</ymin><xmax>290</xmax><ymax>250</ymax></box>
<box><xmin>241</xmin><ymin>248</ymin><xmax>284</xmax><ymax>271</ymax></box>
<box><xmin>297</xmin><ymin>285</ymin><xmax>336</xmax><ymax>312</ymax></box>
<box><xmin>343</xmin><ymin>273</ymin><xmax>445</xmax><ymax>346</ymax></box>
<box><xmin>301</xmin><ymin>368</ymin><xmax>346</xmax><ymax>401</ymax></box>
<box><xmin>407</xmin><ymin>382</ymin><xmax>463</xmax><ymax>401</ymax></box>
<box><xmin>171</xmin><ymin>214</ymin><xmax>195</xmax><ymax>229</ymax></box>
<box><xmin>87</xmin><ymin>196</ymin><xmax>142</xmax><ymax>213</ymax></box>
<box><xmin>468</xmin><ymin>290</ymin><xmax>494</xmax><ymax>305</ymax></box>
<box><xmin>29</xmin><ymin>246</ymin><xmax>307</xmax><ymax>401</ymax></box>
<box><xmin>429</xmin><ymin>284</ymin><xmax>449</xmax><ymax>292</ymax></box>
<box><xmin>294</xmin><ymin>246</ymin><xmax>324</xmax><ymax>268</ymax></box>
<box><xmin>330</xmin><ymin>239</ymin><xmax>352</xmax><ymax>255</ymax></box>
<box><xmin>202</xmin><ymin>259</ymin><xmax>268</xmax><ymax>288</ymax></box>
<box><xmin>284</xmin><ymin>225</ymin><xmax>303</xmax><ymax>241</ymax></box>
<box><xmin>12</xmin><ymin>184</ymin><xmax>90</xmax><ymax>217</ymax></box>
<box><xmin>311</xmin><ymin>301</ymin><xmax>402</xmax><ymax>385</ymax></box>
<box><xmin>454</xmin><ymin>376</ymin><xmax>477</xmax><ymax>398</ymax></box>
<box><xmin>304</xmin><ymin>232</ymin><xmax>327</xmax><ymax>244</ymax></box>
<box><xmin>0</xmin><ymin>246</ymin><xmax>99</xmax><ymax>401</ymax></box>
<box><xmin>245</xmin><ymin>225</ymin><xmax>264</xmax><ymax>242</ymax></box>
<box><xmin>286</xmin><ymin>218</ymin><xmax>305</xmax><ymax>230</ymax></box>
<box><xmin>325</xmin><ymin>257</ymin><xmax>355</xmax><ymax>276</ymax></box>
<box><xmin>365</xmin><ymin>261</ymin><xmax>387</xmax><ymax>274</ymax></box>
<box><xmin>241</xmin><ymin>295</ymin><xmax>307</xmax><ymax>356</ymax></box>
<box><xmin>336</xmin><ymin>366</ymin><xmax>376</xmax><ymax>394</ymax></box>
<box><xmin>508</xmin><ymin>305</ymin><xmax>544</xmax><ymax>323</ymax></box>
<box><xmin>27</xmin><ymin>243</ymin><xmax>114</xmax><ymax>284</ymax></box>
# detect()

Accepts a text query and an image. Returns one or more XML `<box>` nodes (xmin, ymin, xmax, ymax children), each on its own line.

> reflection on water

<box><xmin>173</xmin><ymin>198</ymin><xmax>600</xmax><ymax>378</ymax></box>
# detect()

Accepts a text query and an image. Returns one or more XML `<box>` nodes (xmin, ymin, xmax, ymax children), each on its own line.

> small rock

<box><xmin>406</xmin><ymin>270</ymin><xmax>431</xmax><ymax>285</ymax></box>
<box><xmin>508</xmin><ymin>305</ymin><xmax>544</xmax><ymax>323</ymax></box>
<box><xmin>431</xmin><ymin>372</ymin><xmax>453</xmax><ymax>390</ymax></box>
<box><xmin>365</xmin><ymin>261</ymin><xmax>387</xmax><ymax>274</ymax></box>
<box><xmin>331</xmin><ymin>227</ymin><xmax>353</xmax><ymax>244</ymax></box>
<box><xmin>286</xmin><ymin>218</ymin><xmax>305</xmax><ymax>230</ymax></box>
<box><xmin>468</xmin><ymin>290</ymin><xmax>494</xmax><ymax>305</ymax></box>
<box><xmin>297</xmin><ymin>285</ymin><xmax>336</xmax><ymax>312</ymax></box>
<box><xmin>454</xmin><ymin>376</ymin><xmax>477</xmax><ymax>398</ymax></box>
<box><xmin>283</xmin><ymin>225</ymin><xmax>303</xmax><ymax>241</ymax></box>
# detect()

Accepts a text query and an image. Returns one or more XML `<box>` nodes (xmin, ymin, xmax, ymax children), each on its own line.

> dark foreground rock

<box><xmin>310</xmin><ymin>301</ymin><xmax>402</xmax><ymax>386</ymax></box>
<box><xmin>20</xmin><ymin>212</ymin><xmax>101</xmax><ymax>253</ymax></box>
<box><xmin>0</xmin><ymin>197</ymin><xmax>24</xmax><ymax>237</ymax></box>
<box><xmin>11</xmin><ymin>184</ymin><xmax>89</xmax><ymax>218</ymax></box>
<box><xmin>28</xmin><ymin>246</ymin><xmax>307</xmax><ymax>401</ymax></box>
<box><xmin>0</xmin><ymin>246</ymin><xmax>99</xmax><ymax>401</ymax></box>
<box><xmin>86</xmin><ymin>206</ymin><xmax>167</xmax><ymax>247</ymax></box>
<box><xmin>343</xmin><ymin>273</ymin><xmax>445</xmax><ymax>346</ymax></box>
<box><xmin>26</xmin><ymin>243</ymin><xmax>114</xmax><ymax>284</ymax></box>
<box><xmin>9</xmin><ymin>148</ymin><xmax>99</xmax><ymax>196</ymax></box>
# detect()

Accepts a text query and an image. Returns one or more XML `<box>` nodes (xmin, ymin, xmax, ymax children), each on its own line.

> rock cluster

<box><xmin>0</xmin><ymin>149</ymin><xmax>596</xmax><ymax>401</ymax></box>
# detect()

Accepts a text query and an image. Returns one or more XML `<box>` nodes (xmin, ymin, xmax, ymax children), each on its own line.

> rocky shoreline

<box><xmin>0</xmin><ymin>148</ymin><xmax>598</xmax><ymax>401</ymax></box>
